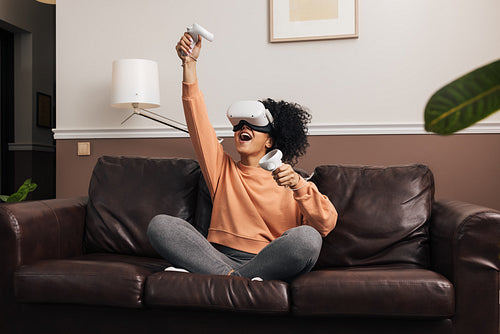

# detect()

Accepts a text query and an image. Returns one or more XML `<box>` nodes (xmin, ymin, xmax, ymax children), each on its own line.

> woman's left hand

<box><xmin>272</xmin><ymin>164</ymin><xmax>301</xmax><ymax>188</ymax></box>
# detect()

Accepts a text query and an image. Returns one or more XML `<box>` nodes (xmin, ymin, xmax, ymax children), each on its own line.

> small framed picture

<box><xmin>37</xmin><ymin>92</ymin><xmax>52</xmax><ymax>128</ymax></box>
<box><xmin>270</xmin><ymin>0</ymin><xmax>358</xmax><ymax>42</ymax></box>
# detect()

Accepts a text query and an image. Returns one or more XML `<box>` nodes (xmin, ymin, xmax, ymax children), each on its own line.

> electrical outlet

<box><xmin>77</xmin><ymin>142</ymin><xmax>91</xmax><ymax>156</ymax></box>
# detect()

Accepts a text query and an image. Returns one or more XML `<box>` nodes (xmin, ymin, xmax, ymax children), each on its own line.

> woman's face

<box><xmin>234</xmin><ymin>125</ymin><xmax>273</xmax><ymax>162</ymax></box>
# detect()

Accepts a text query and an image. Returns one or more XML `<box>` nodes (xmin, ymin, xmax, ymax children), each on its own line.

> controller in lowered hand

<box><xmin>259</xmin><ymin>149</ymin><xmax>283</xmax><ymax>172</ymax></box>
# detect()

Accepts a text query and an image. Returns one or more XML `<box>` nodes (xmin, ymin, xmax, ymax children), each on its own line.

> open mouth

<box><xmin>239</xmin><ymin>131</ymin><xmax>253</xmax><ymax>142</ymax></box>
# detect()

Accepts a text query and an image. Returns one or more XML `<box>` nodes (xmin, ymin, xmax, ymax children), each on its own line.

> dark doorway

<box><xmin>0</xmin><ymin>28</ymin><xmax>14</xmax><ymax>195</ymax></box>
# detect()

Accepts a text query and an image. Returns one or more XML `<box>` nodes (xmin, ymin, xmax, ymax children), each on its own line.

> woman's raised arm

<box><xmin>175</xmin><ymin>32</ymin><xmax>201</xmax><ymax>83</ymax></box>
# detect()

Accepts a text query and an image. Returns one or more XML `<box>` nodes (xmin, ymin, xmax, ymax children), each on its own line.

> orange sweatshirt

<box><xmin>182</xmin><ymin>81</ymin><xmax>337</xmax><ymax>254</ymax></box>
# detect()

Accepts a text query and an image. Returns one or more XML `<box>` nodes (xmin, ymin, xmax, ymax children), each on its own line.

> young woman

<box><xmin>147</xmin><ymin>33</ymin><xmax>337</xmax><ymax>281</ymax></box>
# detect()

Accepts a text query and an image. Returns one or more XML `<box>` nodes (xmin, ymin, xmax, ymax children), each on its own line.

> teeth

<box><xmin>240</xmin><ymin>132</ymin><xmax>252</xmax><ymax>141</ymax></box>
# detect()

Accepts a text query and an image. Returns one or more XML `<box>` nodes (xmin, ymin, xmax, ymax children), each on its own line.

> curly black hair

<box><xmin>260</xmin><ymin>98</ymin><xmax>312</xmax><ymax>166</ymax></box>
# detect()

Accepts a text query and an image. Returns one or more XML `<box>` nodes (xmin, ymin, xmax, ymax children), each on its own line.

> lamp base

<box><xmin>121</xmin><ymin>109</ymin><xmax>189</xmax><ymax>134</ymax></box>
<box><xmin>121</xmin><ymin>108</ymin><xmax>223</xmax><ymax>143</ymax></box>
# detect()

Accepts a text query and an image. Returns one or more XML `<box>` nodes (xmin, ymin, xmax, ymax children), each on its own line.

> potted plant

<box><xmin>0</xmin><ymin>178</ymin><xmax>38</xmax><ymax>202</ymax></box>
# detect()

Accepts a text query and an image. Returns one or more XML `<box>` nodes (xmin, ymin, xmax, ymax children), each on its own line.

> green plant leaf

<box><xmin>7</xmin><ymin>191</ymin><xmax>26</xmax><ymax>202</ymax></box>
<box><xmin>28</xmin><ymin>182</ymin><xmax>38</xmax><ymax>192</ymax></box>
<box><xmin>0</xmin><ymin>195</ymin><xmax>9</xmax><ymax>202</ymax></box>
<box><xmin>425</xmin><ymin>59</ymin><xmax>500</xmax><ymax>135</ymax></box>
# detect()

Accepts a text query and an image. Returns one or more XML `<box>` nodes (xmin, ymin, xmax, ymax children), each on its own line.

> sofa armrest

<box><xmin>0</xmin><ymin>197</ymin><xmax>88</xmax><ymax>265</ymax></box>
<box><xmin>0</xmin><ymin>196</ymin><xmax>87</xmax><ymax>333</ymax></box>
<box><xmin>430</xmin><ymin>199</ymin><xmax>500</xmax><ymax>334</ymax></box>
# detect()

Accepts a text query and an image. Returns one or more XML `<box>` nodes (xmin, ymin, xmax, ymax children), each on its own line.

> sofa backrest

<box><xmin>84</xmin><ymin>156</ymin><xmax>212</xmax><ymax>257</ymax></box>
<box><xmin>84</xmin><ymin>157</ymin><xmax>434</xmax><ymax>268</ymax></box>
<box><xmin>309</xmin><ymin>164</ymin><xmax>434</xmax><ymax>268</ymax></box>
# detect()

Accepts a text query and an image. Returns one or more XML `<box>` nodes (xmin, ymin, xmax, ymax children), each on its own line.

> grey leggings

<box><xmin>147</xmin><ymin>214</ymin><xmax>322</xmax><ymax>281</ymax></box>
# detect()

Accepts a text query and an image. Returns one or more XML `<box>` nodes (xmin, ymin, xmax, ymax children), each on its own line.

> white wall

<box><xmin>55</xmin><ymin>0</ymin><xmax>500</xmax><ymax>138</ymax></box>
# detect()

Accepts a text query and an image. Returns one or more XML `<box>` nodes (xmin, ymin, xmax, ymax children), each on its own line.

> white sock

<box><xmin>164</xmin><ymin>266</ymin><xmax>189</xmax><ymax>273</ymax></box>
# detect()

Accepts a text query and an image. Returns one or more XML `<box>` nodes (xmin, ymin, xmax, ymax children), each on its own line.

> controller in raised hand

<box><xmin>182</xmin><ymin>23</ymin><xmax>214</xmax><ymax>56</ymax></box>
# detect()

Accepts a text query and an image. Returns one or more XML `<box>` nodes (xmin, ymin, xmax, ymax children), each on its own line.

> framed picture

<box><xmin>270</xmin><ymin>0</ymin><xmax>358</xmax><ymax>42</ymax></box>
<box><xmin>37</xmin><ymin>92</ymin><xmax>52</xmax><ymax>128</ymax></box>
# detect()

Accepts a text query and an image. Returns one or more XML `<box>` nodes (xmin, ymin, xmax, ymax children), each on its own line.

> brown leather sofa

<box><xmin>1</xmin><ymin>155</ymin><xmax>498</xmax><ymax>334</ymax></box>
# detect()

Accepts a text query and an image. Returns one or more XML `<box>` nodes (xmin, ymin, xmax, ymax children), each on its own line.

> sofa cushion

<box><xmin>291</xmin><ymin>266</ymin><xmax>454</xmax><ymax>318</ymax></box>
<box><xmin>14</xmin><ymin>254</ymin><xmax>168</xmax><ymax>308</ymax></box>
<box><xmin>145</xmin><ymin>272</ymin><xmax>290</xmax><ymax>314</ymax></box>
<box><xmin>310</xmin><ymin>164</ymin><xmax>434</xmax><ymax>268</ymax></box>
<box><xmin>84</xmin><ymin>156</ymin><xmax>212</xmax><ymax>257</ymax></box>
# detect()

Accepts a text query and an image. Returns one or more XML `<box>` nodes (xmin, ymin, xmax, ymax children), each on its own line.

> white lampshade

<box><xmin>111</xmin><ymin>59</ymin><xmax>160</xmax><ymax>109</ymax></box>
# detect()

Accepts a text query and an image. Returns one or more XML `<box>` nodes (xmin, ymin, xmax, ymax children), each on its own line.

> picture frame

<box><xmin>270</xmin><ymin>0</ymin><xmax>358</xmax><ymax>42</ymax></box>
<box><xmin>37</xmin><ymin>92</ymin><xmax>52</xmax><ymax>128</ymax></box>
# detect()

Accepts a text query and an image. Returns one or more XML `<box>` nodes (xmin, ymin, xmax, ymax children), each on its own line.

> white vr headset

<box><xmin>226</xmin><ymin>101</ymin><xmax>274</xmax><ymax>133</ymax></box>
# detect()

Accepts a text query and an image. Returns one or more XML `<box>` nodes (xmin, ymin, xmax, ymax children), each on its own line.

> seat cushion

<box><xmin>145</xmin><ymin>272</ymin><xmax>290</xmax><ymax>314</ymax></box>
<box><xmin>15</xmin><ymin>254</ymin><xmax>168</xmax><ymax>308</ymax></box>
<box><xmin>84</xmin><ymin>156</ymin><xmax>212</xmax><ymax>257</ymax></box>
<box><xmin>291</xmin><ymin>266</ymin><xmax>454</xmax><ymax>318</ymax></box>
<box><xmin>309</xmin><ymin>164</ymin><xmax>434</xmax><ymax>268</ymax></box>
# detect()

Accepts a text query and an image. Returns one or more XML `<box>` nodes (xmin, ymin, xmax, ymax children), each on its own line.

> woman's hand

<box><xmin>176</xmin><ymin>33</ymin><xmax>201</xmax><ymax>63</ymax></box>
<box><xmin>272</xmin><ymin>164</ymin><xmax>301</xmax><ymax>188</ymax></box>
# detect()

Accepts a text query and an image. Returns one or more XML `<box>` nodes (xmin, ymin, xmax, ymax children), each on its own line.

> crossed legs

<box><xmin>147</xmin><ymin>214</ymin><xmax>322</xmax><ymax>281</ymax></box>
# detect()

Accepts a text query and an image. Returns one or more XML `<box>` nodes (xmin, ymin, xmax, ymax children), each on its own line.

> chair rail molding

<box><xmin>53</xmin><ymin>122</ymin><xmax>500</xmax><ymax>139</ymax></box>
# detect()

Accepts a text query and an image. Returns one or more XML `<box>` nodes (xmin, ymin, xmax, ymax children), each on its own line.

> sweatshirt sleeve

<box><xmin>294</xmin><ymin>182</ymin><xmax>338</xmax><ymax>237</ymax></box>
<box><xmin>182</xmin><ymin>81</ymin><xmax>224</xmax><ymax>199</ymax></box>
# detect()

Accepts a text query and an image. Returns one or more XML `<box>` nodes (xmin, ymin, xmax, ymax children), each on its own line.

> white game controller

<box><xmin>186</xmin><ymin>23</ymin><xmax>214</xmax><ymax>47</ymax></box>
<box><xmin>259</xmin><ymin>149</ymin><xmax>283</xmax><ymax>172</ymax></box>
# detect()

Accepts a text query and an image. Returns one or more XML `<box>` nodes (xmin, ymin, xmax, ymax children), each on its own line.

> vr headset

<box><xmin>227</xmin><ymin>101</ymin><xmax>274</xmax><ymax>133</ymax></box>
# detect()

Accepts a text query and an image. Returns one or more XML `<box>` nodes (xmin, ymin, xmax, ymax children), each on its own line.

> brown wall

<box><xmin>56</xmin><ymin>134</ymin><xmax>500</xmax><ymax>210</ymax></box>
